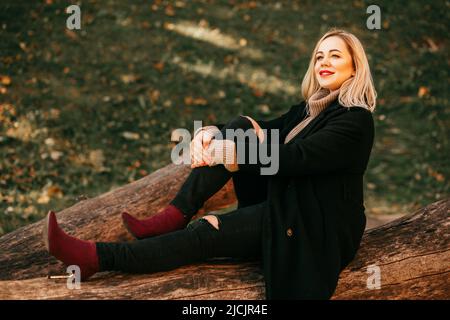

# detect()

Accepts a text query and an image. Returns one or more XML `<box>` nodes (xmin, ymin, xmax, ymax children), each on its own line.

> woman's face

<box><xmin>314</xmin><ymin>36</ymin><xmax>355</xmax><ymax>91</ymax></box>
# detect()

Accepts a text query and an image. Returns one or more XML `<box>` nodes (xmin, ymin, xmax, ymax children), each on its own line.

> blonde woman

<box><xmin>43</xmin><ymin>28</ymin><xmax>376</xmax><ymax>299</ymax></box>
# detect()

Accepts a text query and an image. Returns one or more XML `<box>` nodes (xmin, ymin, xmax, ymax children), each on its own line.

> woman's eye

<box><xmin>316</xmin><ymin>55</ymin><xmax>339</xmax><ymax>61</ymax></box>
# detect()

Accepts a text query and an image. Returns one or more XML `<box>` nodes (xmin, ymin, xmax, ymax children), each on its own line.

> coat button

<box><xmin>286</xmin><ymin>228</ymin><xmax>293</xmax><ymax>237</ymax></box>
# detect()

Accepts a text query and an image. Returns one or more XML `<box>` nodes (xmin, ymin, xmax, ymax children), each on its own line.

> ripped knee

<box><xmin>202</xmin><ymin>215</ymin><xmax>220</xmax><ymax>230</ymax></box>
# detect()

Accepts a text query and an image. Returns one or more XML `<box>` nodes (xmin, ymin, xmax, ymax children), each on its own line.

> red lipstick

<box><xmin>319</xmin><ymin>70</ymin><xmax>335</xmax><ymax>76</ymax></box>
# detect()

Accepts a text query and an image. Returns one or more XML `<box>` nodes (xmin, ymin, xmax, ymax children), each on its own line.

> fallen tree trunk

<box><xmin>0</xmin><ymin>164</ymin><xmax>236</xmax><ymax>281</ymax></box>
<box><xmin>0</xmin><ymin>164</ymin><xmax>448</xmax><ymax>299</ymax></box>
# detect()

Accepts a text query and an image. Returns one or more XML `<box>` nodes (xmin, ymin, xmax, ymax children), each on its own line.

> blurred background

<box><xmin>0</xmin><ymin>0</ymin><xmax>448</xmax><ymax>236</ymax></box>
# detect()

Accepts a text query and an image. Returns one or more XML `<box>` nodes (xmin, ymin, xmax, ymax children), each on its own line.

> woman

<box><xmin>43</xmin><ymin>28</ymin><xmax>376</xmax><ymax>299</ymax></box>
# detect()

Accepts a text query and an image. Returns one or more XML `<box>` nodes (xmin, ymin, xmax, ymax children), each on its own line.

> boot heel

<box><xmin>42</xmin><ymin>211</ymin><xmax>54</xmax><ymax>252</ymax></box>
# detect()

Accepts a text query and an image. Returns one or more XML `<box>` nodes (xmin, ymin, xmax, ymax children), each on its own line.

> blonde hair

<box><xmin>301</xmin><ymin>28</ymin><xmax>377</xmax><ymax>112</ymax></box>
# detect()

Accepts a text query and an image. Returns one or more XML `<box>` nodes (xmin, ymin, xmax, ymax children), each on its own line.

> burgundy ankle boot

<box><xmin>122</xmin><ymin>204</ymin><xmax>188</xmax><ymax>239</ymax></box>
<box><xmin>43</xmin><ymin>211</ymin><xmax>99</xmax><ymax>281</ymax></box>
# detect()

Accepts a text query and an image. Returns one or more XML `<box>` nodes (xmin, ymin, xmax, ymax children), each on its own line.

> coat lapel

<box><xmin>280</xmin><ymin>101</ymin><xmax>306</xmax><ymax>139</ymax></box>
<box><xmin>285</xmin><ymin>99</ymin><xmax>343</xmax><ymax>143</ymax></box>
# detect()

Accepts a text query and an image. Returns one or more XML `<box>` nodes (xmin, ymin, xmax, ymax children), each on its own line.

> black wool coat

<box><xmin>230</xmin><ymin>98</ymin><xmax>375</xmax><ymax>299</ymax></box>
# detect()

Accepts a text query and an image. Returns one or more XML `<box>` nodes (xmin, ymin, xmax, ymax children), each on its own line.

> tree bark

<box><xmin>0</xmin><ymin>164</ymin><xmax>448</xmax><ymax>299</ymax></box>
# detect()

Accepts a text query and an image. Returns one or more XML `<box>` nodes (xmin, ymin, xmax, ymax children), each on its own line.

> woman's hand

<box><xmin>190</xmin><ymin>126</ymin><xmax>220</xmax><ymax>168</ymax></box>
<box><xmin>207</xmin><ymin>139</ymin><xmax>239</xmax><ymax>172</ymax></box>
<box><xmin>242</xmin><ymin>116</ymin><xmax>265</xmax><ymax>143</ymax></box>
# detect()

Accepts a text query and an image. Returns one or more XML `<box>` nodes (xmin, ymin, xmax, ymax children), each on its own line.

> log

<box><xmin>0</xmin><ymin>164</ymin><xmax>236</xmax><ymax>281</ymax></box>
<box><xmin>0</xmin><ymin>164</ymin><xmax>448</xmax><ymax>299</ymax></box>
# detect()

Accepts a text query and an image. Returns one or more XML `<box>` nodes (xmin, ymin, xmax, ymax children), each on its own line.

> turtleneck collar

<box><xmin>306</xmin><ymin>87</ymin><xmax>341</xmax><ymax>118</ymax></box>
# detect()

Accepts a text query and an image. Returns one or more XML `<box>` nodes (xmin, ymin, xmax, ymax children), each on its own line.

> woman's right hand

<box><xmin>190</xmin><ymin>126</ymin><xmax>220</xmax><ymax>168</ymax></box>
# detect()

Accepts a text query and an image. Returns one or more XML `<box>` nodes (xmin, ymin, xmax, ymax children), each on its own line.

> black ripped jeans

<box><xmin>96</xmin><ymin>116</ymin><xmax>269</xmax><ymax>274</ymax></box>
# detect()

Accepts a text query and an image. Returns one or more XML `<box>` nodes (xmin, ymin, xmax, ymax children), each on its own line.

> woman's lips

<box><xmin>319</xmin><ymin>71</ymin><xmax>335</xmax><ymax>77</ymax></box>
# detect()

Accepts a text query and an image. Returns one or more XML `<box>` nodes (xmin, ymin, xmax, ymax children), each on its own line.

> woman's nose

<box><xmin>321</xmin><ymin>57</ymin><xmax>331</xmax><ymax>66</ymax></box>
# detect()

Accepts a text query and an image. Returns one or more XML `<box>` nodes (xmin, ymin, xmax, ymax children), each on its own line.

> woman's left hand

<box><xmin>190</xmin><ymin>137</ymin><xmax>213</xmax><ymax>168</ymax></box>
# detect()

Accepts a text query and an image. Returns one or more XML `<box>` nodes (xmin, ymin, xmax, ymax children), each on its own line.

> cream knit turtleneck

<box><xmin>284</xmin><ymin>88</ymin><xmax>340</xmax><ymax>143</ymax></box>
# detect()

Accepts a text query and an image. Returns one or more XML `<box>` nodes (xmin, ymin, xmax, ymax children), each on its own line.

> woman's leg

<box><xmin>170</xmin><ymin>115</ymin><xmax>267</xmax><ymax>216</ymax></box>
<box><xmin>232</xmin><ymin>171</ymin><xmax>268</xmax><ymax>209</ymax></box>
<box><xmin>169</xmin><ymin>165</ymin><xmax>232</xmax><ymax>218</ymax></box>
<box><xmin>123</xmin><ymin>115</ymin><xmax>268</xmax><ymax>238</ymax></box>
<box><xmin>97</xmin><ymin>201</ymin><xmax>266</xmax><ymax>274</ymax></box>
<box><xmin>170</xmin><ymin>164</ymin><xmax>268</xmax><ymax>216</ymax></box>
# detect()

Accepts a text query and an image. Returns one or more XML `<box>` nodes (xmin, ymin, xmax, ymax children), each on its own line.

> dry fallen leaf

<box><xmin>258</xmin><ymin>104</ymin><xmax>271</xmax><ymax>115</ymax></box>
<box><xmin>37</xmin><ymin>185</ymin><xmax>63</xmax><ymax>204</ymax></box>
<box><xmin>47</xmin><ymin>185</ymin><xmax>63</xmax><ymax>198</ymax></box>
<box><xmin>367</xmin><ymin>183</ymin><xmax>376</xmax><ymax>190</ymax></box>
<box><xmin>184</xmin><ymin>96</ymin><xmax>207</xmax><ymax>106</ymax></box>
<box><xmin>428</xmin><ymin>167</ymin><xmax>445</xmax><ymax>182</ymax></box>
<box><xmin>424</xmin><ymin>37</ymin><xmax>439</xmax><ymax>52</ymax></box>
<box><xmin>0</xmin><ymin>75</ymin><xmax>11</xmax><ymax>86</ymax></box>
<box><xmin>50</xmin><ymin>151</ymin><xmax>63</xmax><ymax>160</ymax></box>
<box><xmin>153</xmin><ymin>61</ymin><xmax>165</xmax><ymax>72</ymax></box>
<box><xmin>19</xmin><ymin>42</ymin><xmax>27</xmax><ymax>51</ymax></box>
<box><xmin>148</xmin><ymin>89</ymin><xmax>160</xmax><ymax>103</ymax></box>
<box><xmin>122</xmin><ymin>131</ymin><xmax>140</xmax><ymax>140</ymax></box>
<box><xmin>120</xmin><ymin>74</ymin><xmax>139</xmax><ymax>84</ymax></box>
<box><xmin>252</xmin><ymin>89</ymin><xmax>264</xmax><ymax>98</ymax></box>
<box><xmin>238</xmin><ymin>1</ymin><xmax>257</xmax><ymax>9</ymax></box>
<box><xmin>165</xmin><ymin>4</ymin><xmax>175</xmax><ymax>16</ymax></box>
<box><xmin>418</xmin><ymin>86</ymin><xmax>429</xmax><ymax>98</ymax></box>
<box><xmin>23</xmin><ymin>206</ymin><xmax>37</xmax><ymax>219</ymax></box>
<box><xmin>37</xmin><ymin>193</ymin><xmax>50</xmax><ymax>204</ymax></box>
<box><xmin>65</xmin><ymin>29</ymin><xmax>79</xmax><ymax>40</ymax></box>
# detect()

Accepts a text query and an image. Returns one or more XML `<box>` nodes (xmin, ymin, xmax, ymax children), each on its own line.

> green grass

<box><xmin>0</xmin><ymin>0</ymin><xmax>448</xmax><ymax>235</ymax></box>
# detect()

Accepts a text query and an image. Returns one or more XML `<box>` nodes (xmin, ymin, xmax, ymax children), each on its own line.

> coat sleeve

<box><xmin>237</xmin><ymin>108</ymin><xmax>374</xmax><ymax>176</ymax></box>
